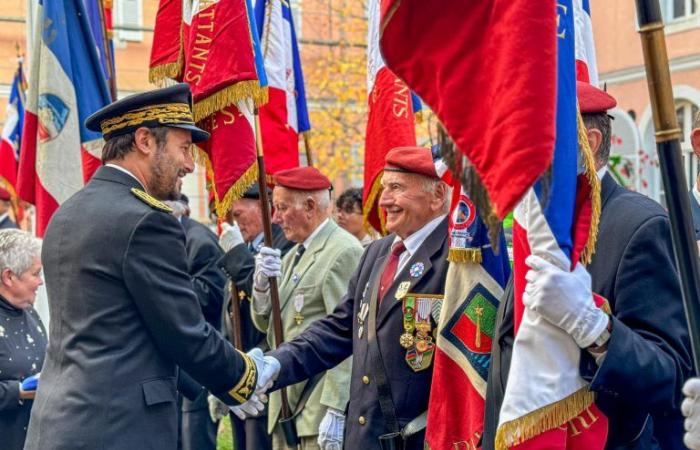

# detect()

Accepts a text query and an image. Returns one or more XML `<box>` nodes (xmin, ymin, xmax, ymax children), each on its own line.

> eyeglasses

<box><xmin>336</xmin><ymin>206</ymin><xmax>362</xmax><ymax>215</ymax></box>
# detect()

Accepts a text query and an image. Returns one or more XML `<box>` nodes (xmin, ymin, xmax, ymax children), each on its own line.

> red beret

<box><xmin>0</xmin><ymin>187</ymin><xmax>10</xmax><ymax>201</ymax></box>
<box><xmin>384</xmin><ymin>147</ymin><xmax>439</xmax><ymax>179</ymax></box>
<box><xmin>273</xmin><ymin>167</ymin><xmax>332</xmax><ymax>191</ymax></box>
<box><xmin>577</xmin><ymin>81</ymin><xmax>617</xmax><ymax>114</ymax></box>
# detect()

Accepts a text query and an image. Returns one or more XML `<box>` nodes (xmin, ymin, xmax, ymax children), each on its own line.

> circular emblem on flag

<box><xmin>37</xmin><ymin>94</ymin><xmax>70</xmax><ymax>143</ymax></box>
<box><xmin>410</xmin><ymin>262</ymin><xmax>425</xmax><ymax>278</ymax></box>
<box><xmin>452</xmin><ymin>194</ymin><xmax>476</xmax><ymax>231</ymax></box>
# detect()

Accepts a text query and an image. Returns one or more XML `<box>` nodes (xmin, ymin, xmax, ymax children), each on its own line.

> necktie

<box><xmin>378</xmin><ymin>241</ymin><xmax>406</xmax><ymax>302</ymax></box>
<box><xmin>291</xmin><ymin>245</ymin><xmax>306</xmax><ymax>270</ymax></box>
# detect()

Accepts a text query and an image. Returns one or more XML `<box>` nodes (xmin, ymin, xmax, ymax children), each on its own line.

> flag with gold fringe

<box><xmin>181</xmin><ymin>0</ymin><xmax>268</xmax><ymax>218</ymax></box>
<box><xmin>426</xmin><ymin>149</ymin><xmax>510</xmax><ymax>449</ymax></box>
<box><xmin>496</xmin><ymin>1</ymin><xmax>607</xmax><ymax>448</ymax></box>
<box><xmin>362</xmin><ymin>0</ymin><xmax>418</xmax><ymax>236</ymax></box>
<box><xmin>149</xmin><ymin>0</ymin><xmax>186</xmax><ymax>84</ymax></box>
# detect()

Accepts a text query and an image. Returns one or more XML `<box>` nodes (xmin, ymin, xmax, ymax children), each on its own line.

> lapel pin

<box><xmin>409</xmin><ymin>262</ymin><xmax>425</xmax><ymax>278</ymax></box>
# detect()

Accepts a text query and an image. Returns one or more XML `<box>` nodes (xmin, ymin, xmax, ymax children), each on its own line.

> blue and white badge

<box><xmin>409</xmin><ymin>262</ymin><xmax>425</xmax><ymax>278</ymax></box>
<box><xmin>292</xmin><ymin>273</ymin><xmax>300</xmax><ymax>284</ymax></box>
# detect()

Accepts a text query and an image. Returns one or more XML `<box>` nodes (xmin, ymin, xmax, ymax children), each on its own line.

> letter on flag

<box><xmin>379</xmin><ymin>0</ymin><xmax>557</xmax><ymax>219</ymax></box>
<box><xmin>426</xmin><ymin>149</ymin><xmax>510</xmax><ymax>449</ymax></box>
<box><xmin>17</xmin><ymin>0</ymin><xmax>112</xmax><ymax>236</ymax></box>
<box><xmin>253</xmin><ymin>0</ymin><xmax>310</xmax><ymax>175</ymax></box>
<box><xmin>497</xmin><ymin>2</ymin><xmax>607</xmax><ymax>448</ymax></box>
<box><xmin>0</xmin><ymin>61</ymin><xmax>27</xmax><ymax>198</ymax></box>
<box><xmin>363</xmin><ymin>0</ymin><xmax>418</xmax><ymax>235</ymax></box>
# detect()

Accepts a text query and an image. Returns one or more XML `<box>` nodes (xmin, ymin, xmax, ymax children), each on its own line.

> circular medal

<box><xmin>409</xmin><ymin>262</ymin><xmax>425</xmax><ymax>278</ymax></box>
<box><xmin>399</xmin><ymin>333</ymin><xmax>415</xmax><ymax>349</ymax></box>
<box><xmin>416</xmin><ymin>340</ymin><xmax>429</xmax><ymax>352</ymax></box>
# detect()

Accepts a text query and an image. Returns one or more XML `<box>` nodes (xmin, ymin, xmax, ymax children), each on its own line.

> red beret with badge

<box><xmin>384</xmin><ymin>146</ymin><xmax>439</xmax><ymax>180</ymax></box>
<box><xmin>0</xmin><ymin>187</ymin><xmax>11</xmax><ymax>201</ymax></box>
<box><xmin>273</xmin><ymin>166</ymin><xmax>332</xmax><ymax>191</ymax></box>
<box><xmin>577</xmin><ymin>81</ymin><xmax>617</xmax><ymax>114</ymax></box>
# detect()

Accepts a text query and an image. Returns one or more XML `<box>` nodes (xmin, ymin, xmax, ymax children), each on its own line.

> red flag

<box><xmin>379</xmin><ymin>0</ymin><xmax>557</xmax><ymax>219</ymax></box>
<box><xmin>363</xmin><ymin>0</ymin><xmax>417</xmax><ymax>235</ymax></box>
<box><xmin>149</xmin><ymin>0</ymin><xmax>185</xmax><ymax>83</ymax></box>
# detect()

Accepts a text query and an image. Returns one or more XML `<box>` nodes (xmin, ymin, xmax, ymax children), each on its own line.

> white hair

<box><xmin>164</xmin><ymin>200</ymin><xmax>188</xmax><ymax>219</ymax></box>
<box><xmin>292</xmin><ymin>189</ymin><xmax>331</xmax><ymax>215</ymax></box>
<box><xmin>0</xmin><ymin>230</ymin><xmax>42</xmax><ymax>275</ymax></box>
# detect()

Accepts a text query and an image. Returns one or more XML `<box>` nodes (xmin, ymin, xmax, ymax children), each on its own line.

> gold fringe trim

<box><xmin>149</xmin><ymin>61</ymin><xmax>182</xmax><ymax>86</ymax></box>
<box><xmin>192</xmin><ymin>145</ymin><xmax>259</xmax><ymax>218</ymax></box>
<box><xmin>495</xmin><ymin>387</ymin><xmax>595</xmax><ymax>450</ymax></box>
<box><xmin>362</xmin><ymin>173</ymin><xmax>387</xmax><ymax>236</ymax></box>
<box><xmin>577</xmin><ymin>110</ymin><xmax>601</xmax><ymax>265</ymax></box>
<box><xmin>193</xmin><ymin>82</ymin><xmax>269</xmax><ymax>122</ymax></box>
<box><xmin>447</xmin><ymin>247</ymin><xmax>482</xmax><ymax>264</ymax></box>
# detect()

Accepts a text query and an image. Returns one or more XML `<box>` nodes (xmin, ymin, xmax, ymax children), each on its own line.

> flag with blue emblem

<box><xmin>17</xmin><ymin>0</ymin><xmax>111</xmax><ymax>236</ymax></box>
<box><xmin>426</xmin><ymin>147</ymin><xmax>510</xmax><ymax>449</ymax></box>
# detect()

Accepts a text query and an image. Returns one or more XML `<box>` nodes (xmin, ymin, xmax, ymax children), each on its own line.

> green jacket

<box><xmin>252</xmin><ymin>220</ymin><xmax>363</xmax><ymax>436</ymax></box>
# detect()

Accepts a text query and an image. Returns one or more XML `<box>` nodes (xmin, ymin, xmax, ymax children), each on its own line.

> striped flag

<box><xmin>574</xmin><ymin>0</ymin><xmax>599</xmax><ymax>85</ymax></box>
<box><xmin>362</xmin><ymin>0</ymin><xmax>418</xmax><ymax>235</ymax></box>
<box><xmin>0</xmin><ymin>61</ymin><xmax>27</xmax><ymax>197</ymax></box>
<box><xmin>496</xmin><ymin>1</ymin><xmax>607</xmax><ymax>448</ymax></box>
<box><xmin>253</xmin><ymin>0</ymin><xmax>310</xmax><ymax>175</ymax></box>
<box><xmin>17</xmin><ymin>0</ymin><xmax>111</xmax><ymax>236</ymax></box>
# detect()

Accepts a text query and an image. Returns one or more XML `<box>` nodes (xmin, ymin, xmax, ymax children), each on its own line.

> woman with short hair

<box><xmin>0</xmin><ymin>229</ymin><xmax>47</xmax><ymax>450</ymax></box>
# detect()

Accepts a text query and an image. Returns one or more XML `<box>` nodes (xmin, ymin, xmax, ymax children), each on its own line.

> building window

<box><xmin>678</xmin><ymin>101</ymin><xmax>700</xmax><ymax>190</ymax></box>
<box><xmin>661</xmin><ymin>0</ymin><xmax>697</xmax><ymax>21</ymax></box>
<box><xmin>113</xmin><ymin>0</ymin><xmax>144</xmax><ymax>43</ymax></box>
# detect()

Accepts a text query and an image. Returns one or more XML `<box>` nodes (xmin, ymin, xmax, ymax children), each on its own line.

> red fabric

<box><xmin>0</xmin><ymin>186</ymin><xmax>10</xmax><ymax>201</ymax></box>
<box><xmin>514</xmin><ymin>404</ymin><xmax>608</xmax><ymax>450</ymax></box>
<box><xmin>273</xmin><ymin>166</ymin><xmax>331</xmax><ymax>191</ymax></box>
<box><xmin>0</xmin><ymin>140</ymin><xmax>17</xmax><ymax>192</ymax></box>
<box><xmin>380</xmin><ymin>0</ymin><xmax>557</xmax><ymax>219</ymax></box>
<box><xmin>150</xmin><ymin>0</ymin><xmax>184</xmax><ymax>81</ymax></box>
<box><xmin>378</xmin><ymin>241</ymin><xmax>405</xmax><ymax>302</ymax></box>
<box><xmin>363</xmin><ymin>67</ymin><xmax>417</xmax><ymax>234</ymax></box>
<box><xmin>259</xmin><ymin>87</ymin><xmax>299</xmax><ymax>175</ymax></box>
<box><xmin>577</xmin><ymin>81</ymin><xmax>616</xmax><ymax>114</ymax></box>
<box><xmin>81</xmin><ymin>148</ymin><xmax>101</xmax><ymax>184</ymax></box>
<box><xmin>385</xmin><ymin>146</ymin><xmax>438</xmax><ymax>179</ymax></box>
<box><xmin>183</xmin><ymin>0</ymin><xmax>260</xmax><ymax>106</ymax></box>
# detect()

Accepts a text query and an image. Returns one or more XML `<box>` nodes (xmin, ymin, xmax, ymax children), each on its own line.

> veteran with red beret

<box><xmin>247</xmin><ymin>148</ymin><xmax>451</xmax><ymax>450</ymax></box>
<box><xmin>249</xmin><ymin>166</ymin><xmax>363</xmax><ymax>450</ymax></box>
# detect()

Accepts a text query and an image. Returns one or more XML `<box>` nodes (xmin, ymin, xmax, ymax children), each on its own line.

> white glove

<box><xmin>219</xmin><ymin>222</ymin><xmax>244</xmax><ymax>252</ymax></box>
<box><xmin>683</xmin><ymin>378</ymin><xmax>700</xmax><ymax>449</ymax></box>
<box><xmin>318</xmin><ymin>408</ymin><xmax>345</xmax><ymax>450</ymax></box>
<box><xmin>248</xmin><ymin>347</ymin><xmax>281</xmax><ymax>392</ymax></box>
<box><xmin>522</xmin><ymin>255</ymin><xmax>609</xmax><ymax>349</ymax></box>
<box><xmin>229</xmin><ymin>391</ymin><xmax>266</xmax><ymax>420</ymax></box>
<box><xmin>207</xmin><ymin>394</ymin><xmax>229</xmax><ymax>423</ymax></box>
<box><xmin>253</xmin><ymin>246</ymin><xmax>282</xmax><ymax>295</ymax></box>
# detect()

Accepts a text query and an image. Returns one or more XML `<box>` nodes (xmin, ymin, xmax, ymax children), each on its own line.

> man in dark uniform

<box><xmin>250</xmin><ymin>147</ymin><xmax>451</xmax><ymax>450</ymax></box>
<box><xmin>483</xmin><ymin>82</ymin><xmax>692</xmax><ymax>449</ymax></box>
<box><xmin>24</xmin><ymin>84</ymin><xmax>264</xmax><ymax>450</ymax></box>
<box><xmin>689</xmin><ymin>112</ymin><xmax>700</xmax><ymax>241</ymax></box>
<box><xmin>212</xmin><ymin>184</ymin><xmax>293</xmax><ymax>450</ymax></box>
<box><xmin>0</xmin><ymin>187</ymin><xmax>18</xmax><ymax>229</ymax></box>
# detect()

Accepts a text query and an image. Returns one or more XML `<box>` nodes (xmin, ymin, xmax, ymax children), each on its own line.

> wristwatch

<box><xmin>588</xmin><ymin>315</ymin><xmax>612</xmax><ymax>352</ymax></box>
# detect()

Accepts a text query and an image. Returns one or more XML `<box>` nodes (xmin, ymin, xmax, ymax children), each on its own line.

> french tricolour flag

<box><xmin>0</xmin><ymin>62</ymin><xmax>27</xmax><ymax>195</ymax></box>
<box><xmin>17</xmin><ymin>0</ymin><xmax>111</xmax><ymax>236</ymax></box>
<box><xmin>575</xmin><ymin>0</ymin><xmax>599</xmax><ymax>85</ymax></box>
<box><xmin>253</xmin><ymin>0</ymin><xmax>310</xmax><ymax>174</ymax></box>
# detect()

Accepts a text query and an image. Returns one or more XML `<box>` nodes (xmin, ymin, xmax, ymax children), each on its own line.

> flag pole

<box><xmin>635</xmin><ymin>0</ymin><xmax>700</xmax><ymax>372</ymax></box>
<box><xmin>97</xmin><ymin>0</ymin><xmax>117</xmax><ymax>100</ymax></box>
<box><xmin>253</xmin><ymin>108</ymin><xmax>300</xmax><ymax>448</ymax></box>
<box><xmin>302</xmin><ymin>132</ymin><xmax>314</xmax><ymax>167</ymax></box>
<box><xmin>227</xmin><ymin>285</ymin><xmax>244</xmax><ymax>350</ymax></box>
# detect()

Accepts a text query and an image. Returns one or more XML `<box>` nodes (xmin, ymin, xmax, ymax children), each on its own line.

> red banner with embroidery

<box><xmin>149</xmin><ymin>0</ymin><xmax>185</xmax><ymax>83</ymax></box>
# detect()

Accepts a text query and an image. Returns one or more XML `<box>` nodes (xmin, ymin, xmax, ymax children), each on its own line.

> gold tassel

<box><xmin>193</xmin><ymin>82</ymin><xmax>269</xmax><ymax>122</ymax></box>
<box><xmin>149</xmin><ymin>62</ymin><xmax>182</xmax><ymax>85</ymax></box>
<box><xmin>577</xmin><ymin>110</ymin><xmax>601</xmax><ymax>265</ymax></box>
<box><xmin>362</xmin><ymin>174</ymin><xmax>388</xmax><ymax>236</ymax></box>
<box><xmin>447</xmin><ymin>247</ymin><xmax>482</xmax><ymax>264</ymax></box>
<box><xmin>495</xmin><ymin>387</ymin><xmax>596</xmax><ymax>450</ymax></box>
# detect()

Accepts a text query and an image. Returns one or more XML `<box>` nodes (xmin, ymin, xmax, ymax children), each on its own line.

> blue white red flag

<box><xmin>0</xmin><ymin>62</ymin><xmax>27</xmax><ymax>196</ymax></box>
<box><xmin>253</xmin><ymin>0</ymin><xmax>310</xmax><ymax>174</ymax></box>
<box><xmin>17</xmin><ymin>0</ymin><xmax>111</xmax><ymax>236</ymax></box>
<box><xmin>574</xmin><ymin>0</ymin><xmax>599</xmax><ymax>85</ymax></box>
<box><xmin>497</xmin><ymin>1</ymin><xmax>607</xmax><ymax>448</ymax></box>
<box><xmin>83</xmin><ymin>0</ymin><xmax>116</xmax><ymax>91</ymax></box>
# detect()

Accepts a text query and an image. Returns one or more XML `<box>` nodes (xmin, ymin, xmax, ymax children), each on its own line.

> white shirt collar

<box><xmin>0</xmin><ymin>212</ymin><xmax>8</xmax><ymax>224</ymax></box>
<box><xmin>597</xmin><ymin>166</ymin><xmax>607</xmax><ymax>180</ymax></box>
<box><xmin>302</xmin><ymin>218</ymin><xmax>330</xmax><ymax>249</ymax></box>
<box><xmin>105</xmin><ymin>164</ymin><xmax>145</xmax><ymax>189</ymax></box>
<box><xmin>392</xmin><ymin>214</ymin><xmax>447</xmax><ymax>272</ymax></box>
<box><xmin>250</xmin><ymin>232</ymin><xmax>264</xmax><ymax>251</ymax></box>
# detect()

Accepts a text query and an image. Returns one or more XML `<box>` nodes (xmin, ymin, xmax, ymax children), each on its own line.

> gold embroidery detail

<box><xmin>228</xmin><ymin>350</ymin><xmax>257</xmax><ymax>404</ymax></box>
<box><xmin>100</xmin><ymin>103</ymin><xmax>194</xmax><ymax>136</ymax></box>
<box><xmin>130</xmin><ymin>188</ymin><xmax>173</xmax><ymax>213</ymax></box>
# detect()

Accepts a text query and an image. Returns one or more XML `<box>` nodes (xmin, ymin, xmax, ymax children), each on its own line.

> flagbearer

<box><xmin>249</xmin><ymin>147</ymin><xmax>451</xmax><ymax>450</ymax></box>
<box><xmin>484</xmin><ymin>82</ymin><xmax>692</xmax><ymax>449</ymax></box>
<box><xmin>24</xmin><ymin>84</ymin><xmax>266</xmax><ymax>450</ymax></box>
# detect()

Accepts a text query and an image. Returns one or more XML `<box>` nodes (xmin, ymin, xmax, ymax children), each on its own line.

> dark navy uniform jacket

<box><xmin>269</xmin><ymin>217</ymin><xmax>449</xmax><ymax>450</ymax></box>
<box><xmin>484</xmin><ymin>174</ymin><xmax>692</xmax><ymax>450</ymax></box>
<box><xmin>690</xmin><ymin>189</ymin><xmax>700</xmax><ymax>240</ymax></box>
<box><xmin>25</xmin><ymin>166</ymin><xmax>255</xmax><ymax>450</ymax></box>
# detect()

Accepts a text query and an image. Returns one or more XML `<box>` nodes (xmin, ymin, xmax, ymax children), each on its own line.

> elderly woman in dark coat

<box><xmin>0</xmin><ymin>229</ymin><xmax>46</xmax><ymax>450</ymax></box>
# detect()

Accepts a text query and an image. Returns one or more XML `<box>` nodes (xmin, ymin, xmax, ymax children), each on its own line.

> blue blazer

<box><xmin>689</xmin><ymin>189</ymin><xmax>700</xmax><ymax>240</ymax></box>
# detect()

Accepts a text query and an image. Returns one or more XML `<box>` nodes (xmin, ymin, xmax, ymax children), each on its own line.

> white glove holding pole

<box><xmin>318</xmin><ymin>407</ymin><xmax>346</xmax><ymax>450</ymax></box>
<box><xmin>252</xmin><ymin>246</ymin><xmax>282</xmax><ymax>313</ymax></box>
<box><xmin>229</xmin><ymin>391</ymin><xmax>266</xmax><ymax>420</ymax></box>
<box><xmin>219</xmin><ymin>222</ymin><xmax>244</xmax><ymax>252</ymax></box>
<box><xmin>248</xmin><ymin>347</ymin><xmax>281</xmax><ymax>393</ymax></box>
<box><xmin>522</xmin><ymin>255</ymin><xmax>609</xmax><ymax>349</ymax></box>
<box><xmin>683</xmin><ymin>377</ymin><xmax>700</xmax><ymax>449</ymax></box>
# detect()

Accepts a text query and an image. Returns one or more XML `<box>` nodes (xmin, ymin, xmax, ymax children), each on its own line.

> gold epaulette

<box><xmin>130</xmin><ymin>188</ymin><xmax>173</xmax><ymax>213</ymax></box>
<box><xmin>228</xmin><ymin>350</ymin><xmax>257</xmax><ymax>404</ymax></box>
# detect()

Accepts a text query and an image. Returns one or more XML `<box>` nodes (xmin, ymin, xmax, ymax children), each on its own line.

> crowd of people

<box><xmin>2</xmin><ymin>81</ymin><xmax>700</xmax><ymax>450</ymax></box>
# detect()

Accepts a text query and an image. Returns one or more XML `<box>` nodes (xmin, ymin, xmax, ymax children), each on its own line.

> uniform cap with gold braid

<box><xmin>85</xmin><ymin>83</ymin><xmax>210</xmax><ymax>143</ymax></box>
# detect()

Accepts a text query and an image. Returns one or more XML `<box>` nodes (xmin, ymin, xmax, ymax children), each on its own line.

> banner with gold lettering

<box><xmin>362</xmin><ymin>0</ymin><xmax>417</xmax><ymax>235</ymax></box>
